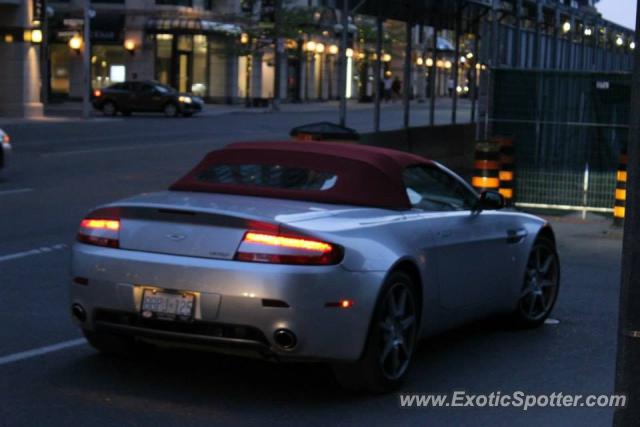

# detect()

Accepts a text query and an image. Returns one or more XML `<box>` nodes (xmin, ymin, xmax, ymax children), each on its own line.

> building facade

<box><xmin>0</xmin><ymin>0</ymin><xmax>635</xmax><ymax>117</ymax></box>
<box><xmin>0</xmin><ymin>0</ymin><xmax>44</xmax><ymax>117</ymax></box>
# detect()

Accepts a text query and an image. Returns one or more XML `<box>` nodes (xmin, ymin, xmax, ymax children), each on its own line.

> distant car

<box><xmin>0</xmin><ymin>128</ymin><xmax>11</xmax><ymax>175</ymax></box>
<box><xmin>70</xmin><ymin>142</ymin><xmax>560</xmax><ymax>392</ymax></box>
<box><xmin>92</xmin><ymin>81</ymin><xmax>203</xmax><ymax>118</ymax></box>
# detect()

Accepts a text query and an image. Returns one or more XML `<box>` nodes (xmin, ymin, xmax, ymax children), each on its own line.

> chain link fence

<box><xmin>489</xmin><ymin>69</ymin><xmax>629</xmax><ymax>212</ymax></box>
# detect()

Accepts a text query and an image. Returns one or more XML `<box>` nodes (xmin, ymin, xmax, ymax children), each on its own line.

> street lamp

<box><xmin>69</xmin><ymin>34</ymin><xmax>83</xmax><ymax>53</ymax></box>
<box><xmin>416</xmin><ymin>57</ymin><xmax>424</xmax><ymax>66</ymax></box>
<box><xmin>562</xmin><ymin>21</ymin><xmax>572</xmax><ymax>34</ymax></box>
<box><xmin>328</xmin><ymin>44</ymin><xmax>339</xmax><ymax>55</ymax></box>
<box><xmin>240</xmin><ymin>32</ymin><xmax>250</xmax><ymax>45</ymax></box>
<box><xmin>305</xmin><ymin>41</ymin><xmax>317</xmax><ymax>52</ymax></box>
<box><xmin>381</xmin><ymin>53</ymin><xmax>391</xmax><ymax>62</ymax></box>
<box><xmin>584</xmin><ymin>27</ymin><xmax>593</xmax><ymax>37</ymax></box>
<box><xmin>616</xmin><ymin>35</ymin><xmax>624</xmax><ymax>47</ymax></box>
<box><xmin>425</xmin><ymin>57</ymin><xmax>434</xmax><ymax>67</ymax></box>
<box><xmin>30</xmin><ymin>29</ymin><xmax>43</xmax><ymax>44</ymax></box>
<box><xmin>124</xmin><ymin>39</ymin><xmax>136</xmax><ymax>55</ymax></box>
<box><xmin>631</xmin><ymin>41</ymin><xmax>636</xmax><ymax>50</ymax></box>
<box><xmin>315</xmin><ymin>42</ymin><xmax>325</xmax><ymax>54</ymax></box>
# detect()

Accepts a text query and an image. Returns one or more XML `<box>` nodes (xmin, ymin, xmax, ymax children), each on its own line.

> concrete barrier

<box><xmin>359</xmin><ymin>123</ymin><xmax>476</xmax><ymax>180</ymax></box>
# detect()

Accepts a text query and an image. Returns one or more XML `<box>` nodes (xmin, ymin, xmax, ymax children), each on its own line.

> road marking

<box><xmin>0</xmin><ymin>188</ymin><xmax>33</xmax><ymax>196</ymax></box>
<box><xmin>0</xmin><ymin>243</ymin><xmax>68</xmax><ymax>263</ymax></box>
<box><xmin>0</xmin><ymin>339</ymin><xmax>86</xmax><ymax>367</ymax></box>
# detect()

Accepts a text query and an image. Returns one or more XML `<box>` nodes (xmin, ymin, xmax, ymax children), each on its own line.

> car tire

<box><xmin>83</xmin><ymin>330</ymin><xmax>149</xmax><ymax>357</ymax></box>
<box><xmin>332</xmin><ymin>271</ymin><xmax>419</xmax><ymax>393</ymax></box>
<box><xmin>163</xmin><ymin>102</ymin><xmax>179</xmax><ymax>118</ymax></box>
<box><xmin>102</xmin><ymin>101</ymin><xmax>117</xmax><ymax>117</ymax></box>
<box><xmin>510</xmin><ymin>237</ymin><xmax>560</xmax><ymax>329</ymax></box>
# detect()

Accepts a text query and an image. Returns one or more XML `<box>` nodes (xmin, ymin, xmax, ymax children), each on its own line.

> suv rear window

<box><xmin>196</xmin><ymin>164</ymin><xmax>338</xmax><ymax>191</ymax></box>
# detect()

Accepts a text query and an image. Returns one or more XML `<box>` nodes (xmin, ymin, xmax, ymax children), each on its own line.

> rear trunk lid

<box><xmin>107</xmin><ymin>191</ymin><xmax>377</xmax><ymax>259</ymax></box>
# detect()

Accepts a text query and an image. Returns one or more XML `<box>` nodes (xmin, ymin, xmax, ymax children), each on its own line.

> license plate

<box><xmin>141</xmin><ymin>289</ymin><xmax>195</xmax><ymax>321</ymax></box>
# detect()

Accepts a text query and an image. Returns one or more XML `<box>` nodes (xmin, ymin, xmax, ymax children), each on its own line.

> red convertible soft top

<box><xmin>170</xmin><ymin>141</ymin><xmax>431</xmax><ymax>209</ymax></box>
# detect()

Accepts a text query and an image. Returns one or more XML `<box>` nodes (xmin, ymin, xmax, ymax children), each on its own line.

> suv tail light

<box><xmin>93</xmin><ymin>89</ymin><xmax>102</xmax><ymax>98</ymax></box>
<box><xmin>235</xmin><ymin>231</ymin><xmax>343</xmax><ymax>265</ymax></box>
<box><xmin>77</xmin><ymin>209</ymin><xmax>120</xmax><ymax>248</ymax></box>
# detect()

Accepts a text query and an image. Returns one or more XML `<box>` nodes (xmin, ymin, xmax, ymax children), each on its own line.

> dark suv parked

<box><xmin>93</xmin><ymin>81</ymin><xmax>204</xmax><ymax>117</ymax></box>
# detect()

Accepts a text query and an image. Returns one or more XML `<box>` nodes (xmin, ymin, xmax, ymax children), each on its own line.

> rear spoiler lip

<box><xmin>85</xmin><ymin>203</ymin><xmax>334</xmax><ymax>242</ymax></box>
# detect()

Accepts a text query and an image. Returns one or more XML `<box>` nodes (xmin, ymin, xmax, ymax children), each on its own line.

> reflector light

<box><xmin>617</xmin><ymin>171</ymin><xmax>628</xmax><ymax>182</ymax></box>
<box><xmin>243</xmin><ymin>232</ymin><xmax>333</xmax><ymax>253</ymax></box>
<box><xmin>340</xmin><ymin>299</ymin><xmax>354</xmax><ymax>308</ymax></box>
<box><xmin>325</xmin><ymin>299</ymin><xmax>354</xmax><ymax>308</ymax></box>
<box><xmin>499</xmin><ymin>171</ymin><xmax>514</xmax><ymax>181</ymax></box>
<box><xmin>80</xmin><ymin>219</ymin><xmax>120</xmax><ymax>231</ymax></box>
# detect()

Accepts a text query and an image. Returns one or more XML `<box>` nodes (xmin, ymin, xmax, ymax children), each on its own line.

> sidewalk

<box><xmin>0</xmin><ymin>98</ymin><xmax>472</xmax><ymax>126</ymax></box>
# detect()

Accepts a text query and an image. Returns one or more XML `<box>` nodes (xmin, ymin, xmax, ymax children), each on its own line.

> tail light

<box><xmin>235</xmin><ymin>231</ymin><xmax>343</xmax><ymax>265</ymax></box>
<box><xmin>93</xmin><ymin>89</ymin><xmax>102</xmax><ymax>98</ymax></box>
<box><xmin>77</xmin><ymin>208</ymin><xmax>120</xmax><ymax>248</ymax></box>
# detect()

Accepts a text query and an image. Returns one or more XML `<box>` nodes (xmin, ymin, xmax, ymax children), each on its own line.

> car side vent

<box><xmin>261</xmin><ymin>299</ymin><xmax>290</xmax><ymax>308</ymax></box>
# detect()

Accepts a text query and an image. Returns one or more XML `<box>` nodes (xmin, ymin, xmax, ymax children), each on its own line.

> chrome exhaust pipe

<box><xmin>71</xmin><ymin>304</ymin><xmax>87</xmax><ymax>323</ymax></box>
<box><xmin>273</xmin><ymin>329</ymin><xmax>297</xmax><ymax>350</ymax></box>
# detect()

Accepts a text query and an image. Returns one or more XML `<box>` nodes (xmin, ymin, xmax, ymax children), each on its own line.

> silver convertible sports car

<box><xmin>70</xmin><ymin>141</ymin><xmax>560</xmax><ymax>392</ymax></box>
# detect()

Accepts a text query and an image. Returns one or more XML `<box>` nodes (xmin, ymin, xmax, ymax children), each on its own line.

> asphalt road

<box><xmin>0</xmin><ymin>105</ymin><xmax>624</xmax><ymax>426</ymax></box>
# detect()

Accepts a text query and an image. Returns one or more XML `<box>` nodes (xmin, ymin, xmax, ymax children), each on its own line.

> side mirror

<box><xmin>477</xmin><ymin>190</ymin><xmax>505</xmax><ymax>211</ymax></box>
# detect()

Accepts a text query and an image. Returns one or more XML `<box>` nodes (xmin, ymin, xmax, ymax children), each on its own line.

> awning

<box><xmin>146</xmin><ymin>18</ymin><xmax>242</xmax><ymax>36</ymax></box>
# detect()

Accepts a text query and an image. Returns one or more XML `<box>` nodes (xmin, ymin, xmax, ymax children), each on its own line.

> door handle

<box><xmin>506</xmin><ymin>228</ymin><xmax>528</xmax><ymax>244</ymax></box>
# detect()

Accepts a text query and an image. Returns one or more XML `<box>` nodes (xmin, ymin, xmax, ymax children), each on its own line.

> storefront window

<box><xmin>91</xmin><ymin>45</ymin><xmax>127</xmax><ymax>89</ymax></box>
<box><xmin>156</xmin><ymin>34</ymin><xmax>173</xmax><ymax>86</ymax></box>
<box><xmin>192</xmin><ymin>35</ymin><xmax>207</xmax><ymax>96</ymax></box>
<box><xmin>50</xmin><ymin>44</ymin><xmax>71</xmax><ymax>96</ymax></box>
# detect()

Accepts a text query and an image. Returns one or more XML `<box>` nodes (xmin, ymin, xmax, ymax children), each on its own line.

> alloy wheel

<box><xmin>518</xmin><ymin>243</ymin><xmax>559</xmax><ymax>322</ymax></box>
<box><xmin>164</xmin><ymin>103</ymin><xmax>178</xmax><ymax>117</ymax></box>
<box><xmin>378</xmin><ymin>282</ymin><xmax>417</xmax><ymax>380</ymax></box>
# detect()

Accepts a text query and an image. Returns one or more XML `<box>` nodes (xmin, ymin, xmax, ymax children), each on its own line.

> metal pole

<box><xmin>403</xmin><ymin>18</ymin><xmax>412</xmax><ymax>129</ymax></box>
<box><xmin>614</xmin><ymin>2</ymin><xmax>640</xmax><ymax>425</ymax></box>
<box><xmin>491</xmin><ymin>0</ymin><xmax>499</xmax><ymax>67</ymax></box>
<box><xmin>429</xmin><ymin>27</ymin><xmax>437</xmax><ymax>126</ymax></box>
<box><xmin>272</xmin><ymin>0</ymin><xmax>282</xmax><ymax>110</ymax></box>
<box><xmin>82</xmin><ymin>0</ymin><xmax>91</xmax><ymax>119</ymax></box>
<box><xmin>339</xmin><ymin>0</ymin><xmax>349</xmax><ymax>127</ymax></box>
<box><xmin>374</xmin><ymin>3</ymin><xmax>383</xmax><ymax>132</ymax></box>
<box><xmin>534</xmin><ymin>2</ymin><xmax>542</xmax><ymax>69</ymax></box>
<box><xmin>451</xmin><ymin>8</ymin><xmax>460</xmax><ymax>125</ymax></box>
<box><xmin>514</xmin><ymin>0</ymin><xmax>522</xmax><ymax>67</ymax></box>
<box><xmin>553</xmin><ymin>9</ymin><xmax>560</xmax><ymax>69</ymax></box>
<box><xmin>40</xmin><ymin>0</ymin><xmax>49</xmax><ymax>106</ymax></box>
<box><xmin>471</xmin><ymin>30</ymin><xmax>478</xmax><ymax>123</ymax></box>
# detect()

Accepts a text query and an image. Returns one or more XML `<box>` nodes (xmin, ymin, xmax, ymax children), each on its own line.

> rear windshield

<box><xmin>196</xmin><ymin>164</ymin><xmax>338</xmax><ymax>191</ymax></box>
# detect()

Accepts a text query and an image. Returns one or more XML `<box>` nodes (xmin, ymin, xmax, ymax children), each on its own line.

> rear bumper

<box><xmin>70</xmin><ymin>243</ymin><xmax>384</xmax><ymax>361</ymax></box>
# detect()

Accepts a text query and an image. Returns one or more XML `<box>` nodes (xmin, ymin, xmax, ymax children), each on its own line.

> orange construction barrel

<box><xmin>495</xmin><ymin>136</ymin><xmax>516</xmax><ymax>204</ymax></box>
<box><xmin>614</xmin><ymin>150</ymin><xmax>627</xmax><ymax>226</ymax></box>
<box><xmin>472</xmin><ymin>140</ymin><xmax>502</xmax><ymax>193</ymax></box>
